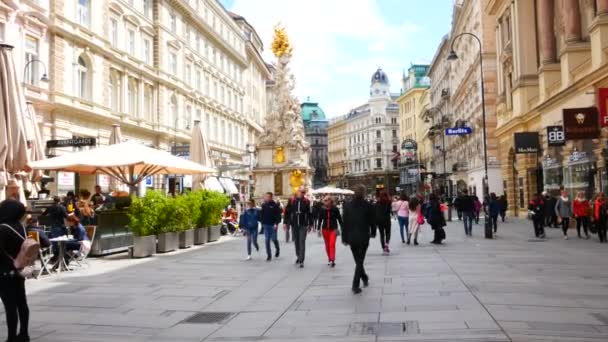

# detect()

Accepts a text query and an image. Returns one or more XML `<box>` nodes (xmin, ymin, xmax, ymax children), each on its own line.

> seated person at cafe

<box><xmin>91</xmin><ymin>185</ymin><xmax>106</xmax><ymax>208</ymax></box>
<box><xmin>42</xmin><ymin>196</ymin><xmax>68</xmax><ymax>238</ymax></box>
<box><xmin>25</xmin><ymin>216</ymin><xmax>51</xmax><ymax>248</ymax></box>
<box><xmin>52</xmin><ymin>215</ymin><xmax>90</xmax><ymax>265</ymax></box>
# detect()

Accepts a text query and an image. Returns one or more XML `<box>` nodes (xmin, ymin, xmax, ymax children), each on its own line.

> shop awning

<box><xmin>203</xmin><ymin>176</ymin><xmax>224</xmax><ymax>193</ymax></box>
<box><xmin>219</xmin><ymin>177</ymin><xmax>239</xmax><ymax>194</ymax></box>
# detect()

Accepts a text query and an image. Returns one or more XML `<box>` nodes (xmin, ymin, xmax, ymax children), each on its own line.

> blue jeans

<box><xmin>463</xmin><ymin>212</ymin><xmax>474</xmax><ymax>235</ymax></box>
<box><xmin>245</xmin><ymin>228</ymin><xmax>259</xmax><ymax>255</ymax></box>
<box><xmin>397</xmin><ymin>216</ymin><xmax>409</xmax><ymax>242</ymax></box>
<box><xmin>262</xmin><ymin>224</ymin><xmax>280</xmax><ymax>258</ymax></box>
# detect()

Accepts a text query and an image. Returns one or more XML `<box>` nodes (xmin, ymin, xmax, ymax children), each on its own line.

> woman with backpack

<box><xmin>0</xmin><ymin>199</ymin><xmax>32</xmax><ymax>342</ymax></box>
<box><xmin>239</xmin><ymin>199</ymin><xmax>260</xmax><ymax>260</ymax></box>
<box><xmin>573</xmin><ymin>191</ymin><xmax>591</xmax><ymax>239</ymax></box>
<box><xmin>528</xmin><ymin>193</ymin><xmax>545</xmax><ymax>238</ymax></box>
<box><xmin>317</xmin><ymin>196</ymin><xmax>343</xmax><ymax>267</ymax></box>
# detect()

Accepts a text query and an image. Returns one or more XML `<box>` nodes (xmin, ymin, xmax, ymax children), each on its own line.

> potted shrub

<box><xmin>201</xmin><ymin>191</ymin><xmax>229</xmax><ymax>242</ymax></box>
<box><xmin>177</xmin><ymin>194</ymin><xmax>194</xmax><ymax>248</ymax></box>
<box><xmin>127</xmin><ymin>191</ymin><xmax>163</xmax><ymax>258</ymax></box>
<box><xmin>156</xmin><ymin>196</ymin><xmax>179</xmax><ymax>253</ymax></box>
<box><xmin>189</xmin><ymin>191</ymin><xmax>208</xmax><ymax>245</ymax></box>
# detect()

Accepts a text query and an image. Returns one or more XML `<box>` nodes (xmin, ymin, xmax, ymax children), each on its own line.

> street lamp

<box><xmin>23</xmin><ymin>59</ymin><xmax>49</xmax><ymax>84</ymax></box>
<box><xmin>245</xmin><ymin>143</ymin><xmax>256</xmax><ymax>199</ymax></box>
<box><xmin>447</xmin><ymin>32</ymin><xmax>489</xmax><ymax>198</ymax></box>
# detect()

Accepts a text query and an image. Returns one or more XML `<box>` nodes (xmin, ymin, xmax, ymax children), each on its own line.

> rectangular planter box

<box><xmin>208</xmin><ymin>225</ymin><xmax>221</xmax><ymax>242</ymax></box>
<box><xmin>179</xmin><ymin>229</ymin><xmax>194</xmax><ymax>248</ymax></box>
<box><xmin>132</xmin><ymin>235</ymin><xmax>156</xmax><ymax>258</ymax></box>
<box><xmin>157</xmin><ymin>231</ymin><xmax>178</xmax><ymax>253</ymax></box>
<box><xmin>194</xmin><ymin>227</ymin><xmax>208</xmax><ymax>245</ymax></box>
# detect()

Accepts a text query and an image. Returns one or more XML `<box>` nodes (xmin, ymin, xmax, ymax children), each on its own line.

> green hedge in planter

<box><xmin>127</xmin><ymin>190</ymin><xmax>166</xmax><ymax>236</ymax></box>
<box><xmin>195</xmin><ymin>190</ymin><xmax>229</xmax><ymax>227</ymax></box>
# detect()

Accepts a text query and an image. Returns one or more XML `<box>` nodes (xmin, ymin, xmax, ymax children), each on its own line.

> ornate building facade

<box><xmin>487</xmin><ymin>0</ymin><xmax>608</xmax><ymax>216</ymax></box>
<box><xmin>301</xmin><ymin>100</ymin><xmax>328</xmax><ymax>188</ymax></box>
<box><xmin>1</xmin><ymin>0</ymin><xmax>269</xmax><ymax>195</ymax></box>
<box><xmin>327</xmin><ymin>114</ymin><xmax>348</xmax><ymax>187</ymax></box>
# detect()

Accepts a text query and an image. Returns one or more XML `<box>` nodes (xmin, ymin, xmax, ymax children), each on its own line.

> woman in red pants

<box><xmin>317</xmin><ymin>196</ymin><xmax>343</xmax><ymax>267</ymax></box>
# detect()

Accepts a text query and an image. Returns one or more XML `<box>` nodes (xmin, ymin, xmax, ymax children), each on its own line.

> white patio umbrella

<box><xmin>30</xmin><ymin>141</ymin><xmax>216</xmax><ymax>192</ymax></box>
<box><xmin>0</xmin><ymin>44</ymin><xmax>31</xmax><ymax>203</ymax></box>
<box><xmin>189</xmin><ymin>120</ymin><xmax>214</xmax><ymax>190</ymax></box>
<box><xmin>311</xmin><ymin>186</ymin><xmax>344</xmax><ymax>195</ymax></box>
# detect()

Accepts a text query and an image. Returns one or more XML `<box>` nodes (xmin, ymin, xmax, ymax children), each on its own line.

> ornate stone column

<box><xmin>537</xmin><ymin>0</ymin><xmax>556</xmax><ymax>64</ymax></box>
<box><xmin>564</xmin><ymin>0</ymin><xmax>583</xmax><ymax>43</ymax></box>
<box><xmin>598</xmin><ymin>0</ymin><xmax>608</xmax><ymax>16</ymax></box>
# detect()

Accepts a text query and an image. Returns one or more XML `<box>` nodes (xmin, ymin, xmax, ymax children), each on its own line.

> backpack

<box><xmin>1</xmin><ymin>224</ymin><xmax>40</xmax><ymax>278</ymax></box>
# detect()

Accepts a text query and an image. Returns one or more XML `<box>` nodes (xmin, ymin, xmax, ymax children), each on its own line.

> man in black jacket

<box><xmin>457</xmin><ymin>189</ymin><xmax>475</xmax><ymax>236</ymax></box>
<box><xmin>284</xmin><ymin>186</ymin><xmax>312</xmax><ymax>268</ymax></box>
<box><xmin>342</xmin><ymin>185</ymin><xmax>375</xmax><ymax>294</ymax></box>
<box><xmin>260</xmin><ymin>192</ymin><xmax>282</xmax><ymax>261</ymax></box>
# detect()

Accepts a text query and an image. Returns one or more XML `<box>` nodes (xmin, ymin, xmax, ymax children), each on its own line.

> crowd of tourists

<box><xmin>529</xmin><ymin>190</ymin><xmax>608</xmax><ymax>242</ymax></box>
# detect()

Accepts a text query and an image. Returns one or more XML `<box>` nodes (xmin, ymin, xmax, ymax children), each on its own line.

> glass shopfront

<box><xmin>564</xmin><ymin>160</ymin><xmax>596</xmax><ymax>199</ymax></box>
<box><xmin>542</xmin><ymin>156</ymin><xmax>563</xmax><ymax>195</ymax></box>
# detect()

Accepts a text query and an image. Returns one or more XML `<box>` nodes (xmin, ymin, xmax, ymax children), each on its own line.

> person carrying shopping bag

<box><xmin>555</xmin><ymin>190</ymin><xmax>573</xmax><ymax>240</ymax></box>
<box><xmin>407</xmin><ymin>198</ymin><xmax>423</xmax><ymax>245</ymax></box>
<box><xmin>239</xmin><ymin>199</ymin><xmax>260</xmax><ymax>260</ymax></box>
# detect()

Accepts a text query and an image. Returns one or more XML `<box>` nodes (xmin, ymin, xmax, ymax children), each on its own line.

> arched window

<box><xmin>144</xmin><ymin>85</ymin><xmax>153</xmax><ymax>122</ymax></box>
<box><xmin>128</xmin><ymin>78</ymin><xmax>138</xmax><ymax>116</ymax></box>
<box><xmin>76</xmin><ymin>55</ymin><xmax>90</xmax><ymax>99</ymax></box>
<box><xmin>169</xmin><ymin>95</ymin><xmax>177</xmax><ymax>127</ymax></box>
<box><xmin>108</xmin><ymin>70</ymin><xmax>120</xmax><ymax>112</ymax></box>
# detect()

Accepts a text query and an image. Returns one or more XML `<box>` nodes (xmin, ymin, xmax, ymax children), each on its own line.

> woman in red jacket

<box><xmin>316</xmin><ymin>196</ymin><xmax>343</xmax><ymax>267</ymax></box>
<box><xmin>595</xmin><ymin>193</ymin><xmax>606</xmax><ymax>243</ymax></box>
<box><xmin>573</xmin><ymin>191</ymin><xmax>591</xmax><ymax>239</ymax></box>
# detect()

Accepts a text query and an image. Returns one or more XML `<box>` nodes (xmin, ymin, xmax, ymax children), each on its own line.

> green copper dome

<box><xmin>300</xmin><ymin>100</ymin><xmax>326</xmax><ymax>121</ymax></box>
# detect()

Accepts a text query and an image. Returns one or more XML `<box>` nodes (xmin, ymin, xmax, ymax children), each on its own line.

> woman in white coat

<box><xmin>408</xmin><ymin>198</ymin><xmax>422</xmax><ymax>246</ymax></box>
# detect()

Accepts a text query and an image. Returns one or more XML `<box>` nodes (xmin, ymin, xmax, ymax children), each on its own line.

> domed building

<box><xmin>327</xmin><ymin>67</ymin><xmax>400</xmax><ymax>194</ymax></box>
<box><xmin>301</xmin><ymin>99</ymin><xmax>329</xmax><ymax>188</ymax></box>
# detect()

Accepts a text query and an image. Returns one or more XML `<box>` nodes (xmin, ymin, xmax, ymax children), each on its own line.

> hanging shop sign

<box><xmin>514</xmin><ymin>132</ymin><xmax>539</xmax><ymax>154</ymax></box>
<box><xmin>546</xmin><ymin>126</ymin><xmax>565</xmax><ymax>146</ymax></box>
<box><xmin>597</xmin><ymin>88</ymin><xmax>608</xmax><ymax>127</ymax></box>
<box><xmin>445</xmin><ymin>127</ymin><xmax>472</xmax><ymax>135</ymax></box>
<box><xmin>46</xmin><ymin>137</ymin><xmax>96</xmax><ymax>148</ymax></box>
<box><xmin>171</xmin><ymin>144</ymin><xmax>190</xmax><ymax>157</ymax></box>
<box><xmin>563</xmin><ymin>107</ymin><xmax>600</xmax><ymax>140</ymax></box>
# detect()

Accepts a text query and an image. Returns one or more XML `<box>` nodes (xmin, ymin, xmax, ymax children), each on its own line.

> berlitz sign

<box><xmin>445</xmin><ymin>127</ymin><xmax>472</xmax><ymax>135</ymax></box>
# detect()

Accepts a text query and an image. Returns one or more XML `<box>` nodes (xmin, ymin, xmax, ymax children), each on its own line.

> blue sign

<box><xmin>445</xmin><ymin>127</ymin><xmax>472</xmax><ymax>135</ymax></box>
<box><xmin>145</xmin><ymin>176</ymin><xmax>154</xmax><ymax>187</ymax></box>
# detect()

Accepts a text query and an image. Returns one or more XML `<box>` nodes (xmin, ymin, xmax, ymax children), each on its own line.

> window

<box><xmin>392</xmin><ymin>130</ymin><xmax>397</xmax><ymax>138</ymax></box>
<box><xmin>375</xmin><ymin>117</ymin><xmax>381</xmax><ymax>124</ymax></box>
<box><xmin>196</xmin><ymin>35</ymin><xmax>201</xmax><ymax>53</ymax></box>
<box><xmin>185</xmin><ymin>63</ymin><xmax>191</xmax><ymax>85</ymax></box>
<box><xmin>143</xmin><ymin>0</ymin><xmax>152</xmax><ymax>19</ymax></box>
<box><xmin>76</xmin><ymin>56</ymin><xmax>89</xmax><ymax>99</ymax></box>
<box><xmin>128</xmin><ymin>29</ymin><xmax>135</xmax><ymax>55</ymax></box>
<box><xmin>109</xmin><ymin>18</ymin><xmax>118</xmax><ymax>47</ymax></box>
<box><xmin>0</xmin><ymin>23</ymin><xmax>4</xmax><ymax>41</ymax></box>
<box><xmin>214</xmin><ymin>81</ymin><xmax>218</xmax><ymax>100</ymax></box>
<box><xmin>196</xmin><ymin>70</ymin><xmax>202</xmax><ymax>91</ymax></box>
<box><xmin>170</xmin><ymin>12</ymin><xmax>177</xmax><ymax>33</ymax></box>
<box><xmin>77</xmin><ymin>0</ymin><xmax>90</xmax><ymax>27</ymax></box>
<box><xmin>376</xmin><ymin>158</ymin><xmax>382</xmax><ymax>168</ymax></box>
<box><xmin>205</xmin><ymin>75</ymin><xmax>210</xmax><ymax>95</ymax></box>
<box><xmin>169</xmin><ymin>95</ymin><xmax>177</xmax><ymax>127</ymax></box>
<box><xmin>391</xmin><ymin>117</ymin><xmax>397</xmax><ymax>124</ymax></box>
<box><xmin>108</xmin><ymin>71</ymin><xmax>120</xmax><ymax>111</ymax></box>
<box><xmin>376</xmin><ymin>143</ymin><xmax>381</xmax><ymax>153</ymax></box>
<box><xmin>144</xmin><ymin>85</ymin><xmax>153</xmax><ymax>122</ymax></box>
<box><xmin>143</xmin><ymin>38</ymin><xmax>151</xmax><ymax>64</ymax></box>
<box><xmin>128</xmin><ymin>79</ymin><xmax>137</xmax><ymax>116</ymax></box>
<box><xmin>392</xmin><ymin>145</ymin><xmax>398</xmax><ymax>153</ymax></box>
<box><xmin>169</xmin><ymin>52</ymin><xmax>177</xmax><ymax>75</ymax></box>
<box><xmin>185</xmin><ymin>105</ymin><xmax>192</xmax><ymax>128</ymax></box>
<box><xmin>24</xmin><ymin>36</ymin><xmax>39</xmax><ymax>85</ymax></box>
<box><xmin>213</xmin><ymin>117</ymin><xmax>218</xmax><ymax>141</ymax></box>
<box><xmin>376</xmin><ymin>130</ymin><xmax>381</xmax><ymax>139</ymax></box>
<box><xmin>185</xmin><ymin>25</ymin><xmax>191</xmax><ymax>44</ymax></box>
<box><xmin>228</xmin><ymin>123</ymin><xmax>233</xmax><ymax>146</ymax></box>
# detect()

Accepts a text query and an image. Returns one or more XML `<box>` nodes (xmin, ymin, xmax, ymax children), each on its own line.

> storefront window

<box><xmin>543</xmin><ymin>166</ymin><xmax>563</xmax><ymax>194</ymax></box>
<box><xmin>564</xmin><ymin>162</ymin><xmax>595</xmax><ymax>199</ymax></box>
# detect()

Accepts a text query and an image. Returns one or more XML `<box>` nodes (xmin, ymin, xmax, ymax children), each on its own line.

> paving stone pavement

<box><xmin>2</xmin><ymin>217</ymin><xmax>608</xmax><ymax>341</ymax></box>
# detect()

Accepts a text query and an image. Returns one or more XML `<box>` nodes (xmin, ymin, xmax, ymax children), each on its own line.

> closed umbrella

<box><xmin>108</xmin><ymin>124</ymin><xmax>126</xmax><ymax>192</ymax></box>
<box><xmin>189</xmin><ymin>120</ymin><xmax>214</xmax><ymax>190</ymax></box>
<box><xmin>0</xmin><ymin>44</ymin><xmax>31</xmax><ymax>202</ymax></box>
<box><xmin>24</xmin><ymin>101</ymin><xmax>46</xmax><ymax>197</ymax></box>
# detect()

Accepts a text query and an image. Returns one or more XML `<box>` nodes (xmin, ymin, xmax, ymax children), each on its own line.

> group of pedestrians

<box><xmin>529</xmin><ymin>190</ymin><xmax>608</xmax><ymax>241</ymax></box>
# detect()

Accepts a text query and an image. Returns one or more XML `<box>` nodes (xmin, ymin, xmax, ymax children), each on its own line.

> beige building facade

<box><xmin>487</xmin><ymin>0</ymin><xmax>608</xmax><ymax>216</ymax></box>
<box><xmin>327</xmin><ymin>114</ymin><xmax>347</xmax><ymax>187</ymax></box>
<box><xmin>2</xmin><ymin>0</ymin><xmax>269</xmax><ymax>195</ymax></box>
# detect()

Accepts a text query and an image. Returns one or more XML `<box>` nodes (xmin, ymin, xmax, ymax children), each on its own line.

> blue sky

<box><xmin>220</xmin><ymin>0</ymin><xmax>453</xmax><ymax>117</ymax></box>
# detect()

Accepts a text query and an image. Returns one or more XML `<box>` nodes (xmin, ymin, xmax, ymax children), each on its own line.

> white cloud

<box><xmin>230</xmin><ymin>0</ymin><xmax>422</xmax><ymax>117</ymax></box>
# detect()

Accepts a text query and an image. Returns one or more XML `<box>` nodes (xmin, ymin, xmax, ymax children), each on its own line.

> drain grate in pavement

<box><xmin>348</xmin><ymin>321</ymin><xmax>419</xmax><ymax>336</ymax></box>
<box><xmin>181</xmin><ymin>312</ymin><xmax>235</xmax><ymax>324</ymax></box>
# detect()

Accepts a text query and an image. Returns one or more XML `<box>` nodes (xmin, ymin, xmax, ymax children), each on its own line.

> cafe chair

<box><xmin>27</xmin><ymin>231</ymin><xmax>54</xmax><ymax>278</ymax></box>
<box><xmin>67</xmin><ymin>226</ymin><xmax>96</xmax><ymax>267</ymax></box>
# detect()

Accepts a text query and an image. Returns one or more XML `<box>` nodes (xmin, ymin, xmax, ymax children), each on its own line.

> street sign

<box><xmin>445</xmin><ymin>127</ymin><xmax>472</xmax><ymax>135</ymax></box>
<box><xmin>46</xmin><ymin>137</ymin><xmax>96</xmax><ymax>148</ymax></box>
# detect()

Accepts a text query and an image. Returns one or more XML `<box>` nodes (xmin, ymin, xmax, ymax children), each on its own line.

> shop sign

<box><xmin>514</xmin><ymin>132</ymin><xmax>539</xmax><ymax>154</ymax></box>
<box><xmin>445</xmin><ymin>127</ymin><xmax>472</xmax><ymax>135</ymax></box>
<box><xmin>46</xmin><ymin>137</ymin><xmax>96</xmax><ymax>148</ymax></box>
<box><xmin>401</xmin><ymin>139</ymin><xmax>417</xmax><ymax>150</ymax></box>
<box><xmin>597</xmin><ymin>88</ymin><xmax>608</xmax><ymax>127</ymax></box>
<box><xmin>171</xmin><ymin>144</ymin><xmax>190</xmax><ymax>157</ymax></box>
<box><xmin>145</xmin><ymin>176</ymin><xmax>154</xmax><ymax>187</ymax></box>
<box><xmin>563</xmin><ymin>107</ymin><xmax>600</xmax><ymax>140</ymax></box>
<box><xmin>546</xmin><ymin>126</ymin><xmax>565</xmax><ymax>146</ymax></box>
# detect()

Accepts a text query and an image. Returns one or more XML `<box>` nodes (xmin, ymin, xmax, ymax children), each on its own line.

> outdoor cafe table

<box><xmin>49</xmin><ymin>236</ymin><xmax>76</xmax><ymax>273</ymax></box>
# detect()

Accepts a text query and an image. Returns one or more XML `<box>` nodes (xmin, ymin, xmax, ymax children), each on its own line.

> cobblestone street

<box><xmin>3</xmin><ymin>218</ymin><xmax>608</xmax><ymax>342</ymax></box>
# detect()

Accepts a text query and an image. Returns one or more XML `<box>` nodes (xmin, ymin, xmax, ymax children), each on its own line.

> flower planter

<box><xmin>132</xmin><ymin>235</ymin><xmax>156</xmax><ymax>258</ymax></box>
<box><xmin>157</xmin><ymin>231</ymin><xmax>178</xmax><ymax>253</ymax></box>
<box><xmin>179</xmin><ymin>229</ymin><xmax>194</xmax><ymax>248</ymax></box>
<box><xmin>208</xmin><ymin>225</ymin><xmax>221</xmax><ymax>242</ymax></box>
<box><xmin>194</xmin><ymin>227</ymin><xmax>208</xmax><ymax>245</ymax></box>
